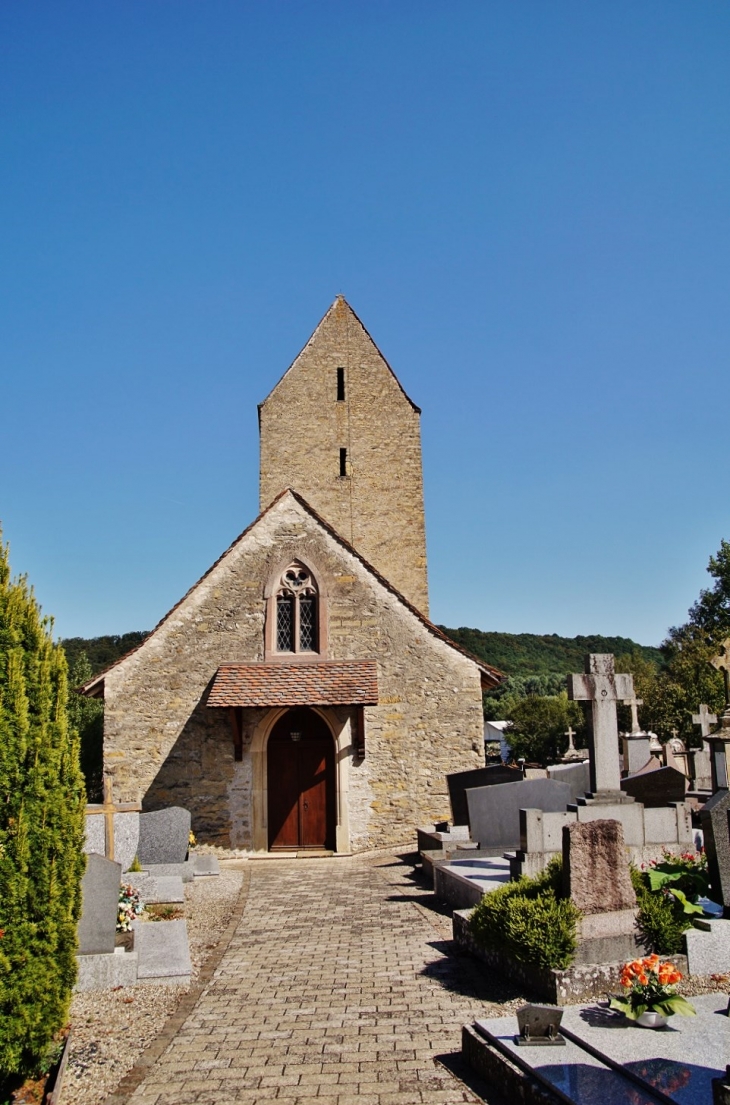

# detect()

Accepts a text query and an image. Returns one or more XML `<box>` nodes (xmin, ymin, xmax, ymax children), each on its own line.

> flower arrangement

<box><xmin>117</xmin><ymin>884</ymin><xmax>145</xmax><ymax>932</ymax></box>
<box><xmin>644</xmin><ymin>850</ymin><xmax>709</xmax><ymax>915</ymax></box>
<box><xmin>609</xmin><ymin>955</ymin><xmax>696</xmax><ymax>1021</ymax></box>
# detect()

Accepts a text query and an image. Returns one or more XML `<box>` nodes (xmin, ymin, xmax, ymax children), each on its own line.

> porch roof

<box><xmin>207</xmin><ymin>660</ymin><xmax>379</xmax><ymax>708</ymax></box>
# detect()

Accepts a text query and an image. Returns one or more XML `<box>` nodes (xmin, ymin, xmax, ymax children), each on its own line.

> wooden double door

<box><xmin>267</xmin><ymin>708</ymin><xmax>336</xmax><ymax>851</ymax></box>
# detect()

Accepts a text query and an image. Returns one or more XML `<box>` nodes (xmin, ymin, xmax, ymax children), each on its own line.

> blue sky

<box><xmin>1</xmin><ymin>2</ymin><xmax>729</xmax><ymax>645</ymax></box>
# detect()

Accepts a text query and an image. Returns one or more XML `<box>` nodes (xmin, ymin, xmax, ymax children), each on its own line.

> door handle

<box><xmin>303</xmin><ymin>801</ymin><xmax>309</xmax><ymax>811</ymax></box>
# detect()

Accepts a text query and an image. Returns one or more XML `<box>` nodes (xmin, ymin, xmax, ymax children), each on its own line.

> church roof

<box><xmin>207</xmin><ymin>661</ymin><xmax>379</xmax><ymax>708</ymax></box>
<box><xmin>79</xmin><ymin>488</ymin><xmax>503</xmax><ymax>696</ymax></box>
<box><xmin>257</xmin><ymin>295</ymin><xmax>422</xmax><ymax>414</ymax></box>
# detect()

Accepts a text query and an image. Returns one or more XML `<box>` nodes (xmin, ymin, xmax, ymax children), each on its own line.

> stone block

<box><xmin>75</xmin><ymin>948</ymin><xmax>138</xmax><ymax>992</ymax></box>
<box><xmin>132</xmin><ymin>918</ymin><xmax>192</xmax><ymax>984</ymax></box>
<box><xmin>574</xmin><ymin>799</ymin><xmax>645</xmax><ymax>845</ymax></box>
<box><xmin>643</xmin><ymin>805</ymin><xmax>678</xmax><ymax>844</ymax></box>
<box><xmin>77</xmin><ymin>854</ymin><xmax>121</xmax><ymax>956</ymax></box>
<box><xmin>685</xmin><ymin>918</ymin><xmax>730</xmax><ymax>975</ymax></box>
<box><xmin>563</xmin><ymin>820</ymin><xmax>636</xmax><ymax>915</ymax></box>
<box><xmin>137</xmin><ymin>807</ymin><xmax>191</xmax><ymax>866</ymax></box>
<box><xmin>466</xmin><ymin>778</ymin><xmax>572</xmax><ymax>852</ymax></box>
<box><xmin>191</xmin><ymin>852</ymin><xmax>220</xmax><ymax>876</ymax></box>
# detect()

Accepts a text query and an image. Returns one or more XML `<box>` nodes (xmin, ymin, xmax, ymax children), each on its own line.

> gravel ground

<box><xmin>66</xmin><ymin>863</ymin><xmax>246</xmax><ymax>1105</ymax></box>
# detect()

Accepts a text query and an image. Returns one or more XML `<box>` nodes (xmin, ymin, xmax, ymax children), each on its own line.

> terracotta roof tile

<box><xmin>207</xmin><ymin>661</ymin><xmax>379</xmax><ymax>708</ymax></box>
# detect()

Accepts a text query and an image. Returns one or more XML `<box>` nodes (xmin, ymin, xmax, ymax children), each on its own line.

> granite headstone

<box><xmin>465</xmin><ymin>777</ymin><xmax>572</xmax><ymax>852</ymax></box>
<box><xmin>562</xmin><ymin>819</ymin><xmax>636</xmax><ymax>914</ymax></box>
<box><xmin>621</xmin><ymin>735</ymin><xmax>652</xmax><ymax>776</ymax></box>
<box><xmin>132</xmin><ymin>918</ymin><xmax>192</xmax><ymax>984</ymax></box>
<box><xmin>700</xmin><ymin>788</ymin><xmax>730</xmax><ymax>910</ymax></box>
<box><xmin>137</xmin><ymin>807</ymin><xmax>191</xmax><ymax>866</ymax></box>
<box><xmin>447</xmin><ymin>765</ymin><xmax>522</xmax><ymax>827</ymax></box>
<box><xmin>77</xmin><ymin>853</ymin><xmax>121</xmax><ymax>956</ymax></box>
<box><xmin>546</xmin><ymin>761</ymin><xmax>591</xmax><ymax>804</ymax></box>
<box><xmin>620</xmin><ymin>763</ymin><xmax>686</xmax><ymax>808</ymax></box>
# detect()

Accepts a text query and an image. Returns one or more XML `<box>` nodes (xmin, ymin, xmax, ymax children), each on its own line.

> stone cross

<box><xmin>568</xmin><ymin>654</ymin><xmax>633</xmax><ymax>795</ymax></box>
<box><xmin>693</xmin><ymin>703</ymin><xmax>718</xmax><ymax>738</ymax></box>
<box><xmin>565</xmin><ymin>726</ymin><xmax>577</xmax><ymax>753</ymax></box>
<box><xmin>623</xmin><ymin>693</ymin><xmax>644</xmax><ymax>735</ymax></box>
<box><xmin>711</xmin><ymin>638</ymin><xmax>730</xmax><ymax>711</ymax></box>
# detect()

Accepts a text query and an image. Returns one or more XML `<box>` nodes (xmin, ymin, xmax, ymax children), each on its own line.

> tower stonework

<box><xmin>259</xmin><ymin>296</ymin><xmax>430</xmax><ymax>614</ymax></box>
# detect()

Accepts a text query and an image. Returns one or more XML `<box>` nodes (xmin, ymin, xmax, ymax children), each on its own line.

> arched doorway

<box><xmin>267</xmin><ymin>708</ymin><xmax>336</xmax><ymax>850</ymax></box>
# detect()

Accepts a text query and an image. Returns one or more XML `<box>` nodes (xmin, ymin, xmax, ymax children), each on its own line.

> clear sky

<box><xmin>2</xmin><ymin>2</ymin><xmax>729</xmax><ymax>646</ymax></box>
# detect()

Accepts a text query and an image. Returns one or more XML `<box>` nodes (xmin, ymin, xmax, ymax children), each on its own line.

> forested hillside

<box><xmin>440</xmin><ymin>627</ymin><xmax>663</xmax><ymax>680</ymax></box>
<box><xmin>62</xmin><ymin>632</ymin><xmax>149</xmax><ymax>676</ymax></box>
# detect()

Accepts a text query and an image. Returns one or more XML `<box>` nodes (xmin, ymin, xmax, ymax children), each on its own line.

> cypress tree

<box><xmin>0</xmin><ymin>533</ymin><xmax>86</xmax><ymax>1076</ymax></box>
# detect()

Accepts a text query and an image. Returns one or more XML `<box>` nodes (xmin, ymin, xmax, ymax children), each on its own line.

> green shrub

<box><xmin>631</xmin><ymin>866</ymin><xmax>693</xmax><ymax>955</ymax></box>
<box><xmin>469</xmin><ymin>858</ymin><xmax>581</xmax><ymax>971</ymax></box>
<box><xmin>0</xmin><ymin>536</ymin><xmax>86</xmax><ymax>1076</ymax></box>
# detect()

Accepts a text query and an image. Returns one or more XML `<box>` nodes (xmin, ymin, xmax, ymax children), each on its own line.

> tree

<box><xmin>66</xmin><ymin>651</ymin><xmax>104</xmax><ymax>803</ymax></box>
<box><xmin>502</xmin><ymin>692</ymin><xmax>585</xmax><ymax>766</ymax></box>
<box><xmin>685</xmin><ymin>538</ymin><xmax>730</xmax><ymax>641</ymax></box>
<box><xmin>0</xmin><ymin>534</ymin><xmax>86</xmax><ymax>1077</ymax></box>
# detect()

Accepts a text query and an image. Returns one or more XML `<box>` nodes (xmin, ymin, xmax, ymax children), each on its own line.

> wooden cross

<box><xmin>623</xmin><ymin>693</ymin><xmax>644</xmax><ymax>735</ymax></box>
<box><xmin>85</xmin><ymin>777</ymin><xmax>141</xmax><ymax>862</ymax></box>
<box><xmin>711</xmin><ymin>637</ymin><xmax>730</xmax><ymax>709</ymax></box>
<box><xmin>568</xmin><ymin>654</ymin><xmax>633</xmax><ymax>794</ymax></box>
<box><xmin>692</xmin><ymin>703</ymin><xmax>717</xmax><ymax>738</ymax></box>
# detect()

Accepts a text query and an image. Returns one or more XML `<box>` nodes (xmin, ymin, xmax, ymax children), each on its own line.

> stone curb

<box><xmin>101</xmin><ymin>865</ymin><xmax>251</xmax><ymax>1105</ymax></box>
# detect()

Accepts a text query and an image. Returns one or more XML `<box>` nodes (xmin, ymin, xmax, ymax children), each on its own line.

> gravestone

<box><xmin>620</xmin><ymin>763</ymin><xmax>686</xmax><ymax>807</ymax></box>
<box><xmin>77</xmin><ymin>853</ymin><xmax>122</xmax><ymax>956</ymax></box>
<box><xmin>700</xmin><ymin>788</ymin><xmax>730</xmax><ymax>912</ymax></box>
<box><xmin>137</xmin><ymin>807</ymin><xmax>191</xmax><ymax>866</ymax></box>
<box><xmin>562</xmin><ymin>819</ymin><xmax>638</xmax><ymax>964</ymax></box>
<box><xmin>466</xmin><ymin>777</ymin><xmax>571</xmax><ymax>852</ymax></box>
<box><xmin>621</xmin><ymin>734</ymin><xmax>651</xmax><ymax>775</ymax></box>
<box><xmin>447</xmin><ymin>765</ymin><xmax>522</xmax><ymax>827</ymax></box>
<box><xmin>546</xmin><ymin>761</ymin><xmax>590</xmax><ymax>804</ymax></box>
<box><xmin>691</xmin><ymin>704</ymin><xmax>716</xmax><ymax>792</ymax></box>
<box><xmin>568</xmin><ymin>654</ymin><xmax>633</xmax><ymax>798</ymax></box>
<box><xmin>132</xmin><ymin>918</ymin><xmax>192</xmax><ymax>984</ymax></box>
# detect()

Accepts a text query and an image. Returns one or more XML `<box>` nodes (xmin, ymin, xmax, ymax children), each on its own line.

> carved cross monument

<box><xmin>623</xmin><ymin>693</ymin><xmax>644</xmax><ymax>736</ymax></box>
<box><xmin>693</xmin><ymin>703</ymin><xmax>718</xmax><ymax>738</ymax></box>
<box><xmin>568</xmin><ymin>654</ymin><xmax>633</xmax><ymax>796</ymax></box>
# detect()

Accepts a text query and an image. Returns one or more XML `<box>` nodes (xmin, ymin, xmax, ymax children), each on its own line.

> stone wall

<box><xmin>102</xmin><ymin>492</ymin><xmax>484</xmax><ymax>850</ymax></box>
<box><xmin>258</xmin><ymin>296</ymin><xmax>430</xmax><ymax>615</ymax></box>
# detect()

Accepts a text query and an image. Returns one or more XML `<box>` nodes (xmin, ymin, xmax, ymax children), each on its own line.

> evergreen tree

<box><xmin>66</xmin><ymin>651</ymin><xmax>104</xmax><ymax>803</ymax></box>
<box><xmin>0</xmin><ymin>534</ymin><xmax>86</xmax><ymax>1076</ymax></box>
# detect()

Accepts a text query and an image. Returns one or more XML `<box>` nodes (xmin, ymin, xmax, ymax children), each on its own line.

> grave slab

<box><xmin>547</xmin><ymin>761</ymin><xmax>591</xmax><ymax>804</ymax></box>
<box><xmin>433</xmin><ymin>856</ymin><xmax>511</xmax><ymax>910</ymax></box>
<box><xmin>468</xmin><ymin>993</ymin><xmax>729</xmax><ymax>1105</ymax></box>
<box><xmin>77</xmin><ymin>854</ymin><xmax>121</xmax><ymax>956</ymax></box>
<box><xmin>75</xmin><ymin>949</ymin><xmax>139</xmax><ymax>992</ymax></box>
<box><xmin>141</xmin><ymin>860</ymin><xmax>196</xmax><ymax>882</ymax></box>
<box><xmin>685</xmin><ymin>917</ymin><xmax>730</xmax><ymax>975</ymax></box>
<box><xmin>466</xmin><ymin>778</ymin><xmax>572</xmax><ymax>852</ymax></box>
<box><xmin>137</xmin><ymin>807</ymin><xmax>191</xmax><ymax>866</ymax></box>
<box><xmin>124</xmin><ymin>873</ymin><xmax>185</xmax><ymax>904</ymax></box>
<box><xmin>132</xmin><ymin>918</ymin><xmax>192</xmax><ymax>984</ymax></box>
<box><xmin>191</xmin><ymin>853</ymin><xmax>220</xmax><ymax>876</ymax></box>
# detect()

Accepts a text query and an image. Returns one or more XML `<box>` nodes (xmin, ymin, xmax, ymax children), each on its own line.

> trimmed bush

<box><xmin>469</xmin><ymin>858</ymin><xmax>581</xmax><ymax>971</ymax></box>
<box><xmin>631</xmin><ymin>865</ymin><xmax>694</xmax><ymax>955</ymax></box>
<box><xmin>0</xmin><ymin>536</ymin><xmax>86</xmax><ymax>1076</ymax></box>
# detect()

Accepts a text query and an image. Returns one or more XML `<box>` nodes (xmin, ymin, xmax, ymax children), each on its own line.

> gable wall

<box><xmin>103</xmin><ymin>497</ymin><xmax>483</xmax><ymax>850</ymax></box>
<box><xmin>259</xmin><ymin>298</ymin><xmax>430</xmax><ymax>614</ymax></box>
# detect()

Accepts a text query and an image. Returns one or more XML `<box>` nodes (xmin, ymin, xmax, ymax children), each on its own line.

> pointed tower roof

<box><xmin>258</xmin><ymin>296</ymin><xmax>421</xmax><ymax>413</ymax></box>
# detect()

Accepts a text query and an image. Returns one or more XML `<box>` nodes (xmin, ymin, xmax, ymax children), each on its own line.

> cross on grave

<box><xmin>568</xmin><ymin>654</ymin><xmax>633</xmax><ymax>796</ymax></box>
<box><xmin>565</xmin><ymin>726</ymin><xmax>577</xmax><ymax>752</ymax></box>
<box><xmin>623</xmin><ymin>692</ymin><xmax>644</xmax><ymax>736</ymax></box>
<box><xmin>712</xmin><ymin>638</ymin><xmax>730</xmax><ymax>714</ymax></box>
<box><xmin>693</xmin><ymin>703</ymin><xmax>718</xmax><ymax>738</ymax></box>
<box><xmin>85</xmin><ymin>777</ymin><xmax>141</xmax><ymax>862</ymax></box>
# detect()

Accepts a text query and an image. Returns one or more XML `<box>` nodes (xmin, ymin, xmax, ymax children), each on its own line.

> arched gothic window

<box><xmin>275</xmin><ymin>562</ymin><xmax>319</xmax><ymax>653</ymax></box>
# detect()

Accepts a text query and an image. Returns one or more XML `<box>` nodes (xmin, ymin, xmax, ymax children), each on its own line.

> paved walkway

<box><xmin>119</xmin><ymin>855</ymin><xmax>522</xmax><ymax>1105</ymax></box>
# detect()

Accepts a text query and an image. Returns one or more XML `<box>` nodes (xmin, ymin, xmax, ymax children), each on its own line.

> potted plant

<box><xmin>609</xmin><ymin>955</ymin><xmax>696</xmax><ymax>1027</ymax></box>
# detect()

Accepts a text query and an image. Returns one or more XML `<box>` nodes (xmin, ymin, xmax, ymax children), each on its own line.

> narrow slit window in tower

<box><xmin>339</xmin><ymin>448</ymin><xmax>347</xmax><ymax>478</ymax></box>
<box><xmin>336</xmin><ymin>367</ymin><xmax>345</xmax><ymax>401</ymax></box>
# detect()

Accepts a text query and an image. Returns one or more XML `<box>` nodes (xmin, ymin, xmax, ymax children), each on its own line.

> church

<box><xmin>82</xmin><ymin>297</ymin><xmax>502</xmax><ymax>853</ymax></box>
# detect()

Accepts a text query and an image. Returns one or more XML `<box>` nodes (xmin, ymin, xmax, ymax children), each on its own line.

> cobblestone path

<box><xmin>121</xmin><ymin>855</ymin><xmax>521</xmax><ymax>1104</ymax></box>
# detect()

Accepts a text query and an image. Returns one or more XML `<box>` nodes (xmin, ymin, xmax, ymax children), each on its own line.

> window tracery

<box><xmin>275</xmin><ymin>562</ymin><xmax>319</xmax><ymax>653</ymax></box>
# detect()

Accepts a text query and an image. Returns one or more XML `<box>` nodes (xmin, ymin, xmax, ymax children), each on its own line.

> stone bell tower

<box><xmin>258</xmin><ymin>296</ymin><xmax>429</xmax><ymax>615</ymax></box>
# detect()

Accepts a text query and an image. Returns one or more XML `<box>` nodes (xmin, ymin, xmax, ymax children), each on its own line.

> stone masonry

<box><xmin>259</xmin><ymin>296</ymin><xmax>430</xmax><ymax>615</ymax></box>
<box><xmin>97</xmin><ymin>492</ymin><xmax>491</xmax><ymax>851</ymax></box>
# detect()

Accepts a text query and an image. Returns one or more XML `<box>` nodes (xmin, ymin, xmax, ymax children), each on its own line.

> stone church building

<box><xmin>82</xmin><ymin>297</ymin><xmax>501</xmax><ymax>853</ymax></box>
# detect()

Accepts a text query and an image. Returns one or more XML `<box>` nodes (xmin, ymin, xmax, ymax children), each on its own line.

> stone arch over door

<box><xmin>251</xmin><ymin>706</ymin><xmax>352</xmax><ymax>853</ymax></box>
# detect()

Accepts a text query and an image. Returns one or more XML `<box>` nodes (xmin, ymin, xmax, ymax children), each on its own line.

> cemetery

<box><xmin>411</xmin><ymin>648</ymin><xmax>730</xmax><ymax>1104</ymax></box>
